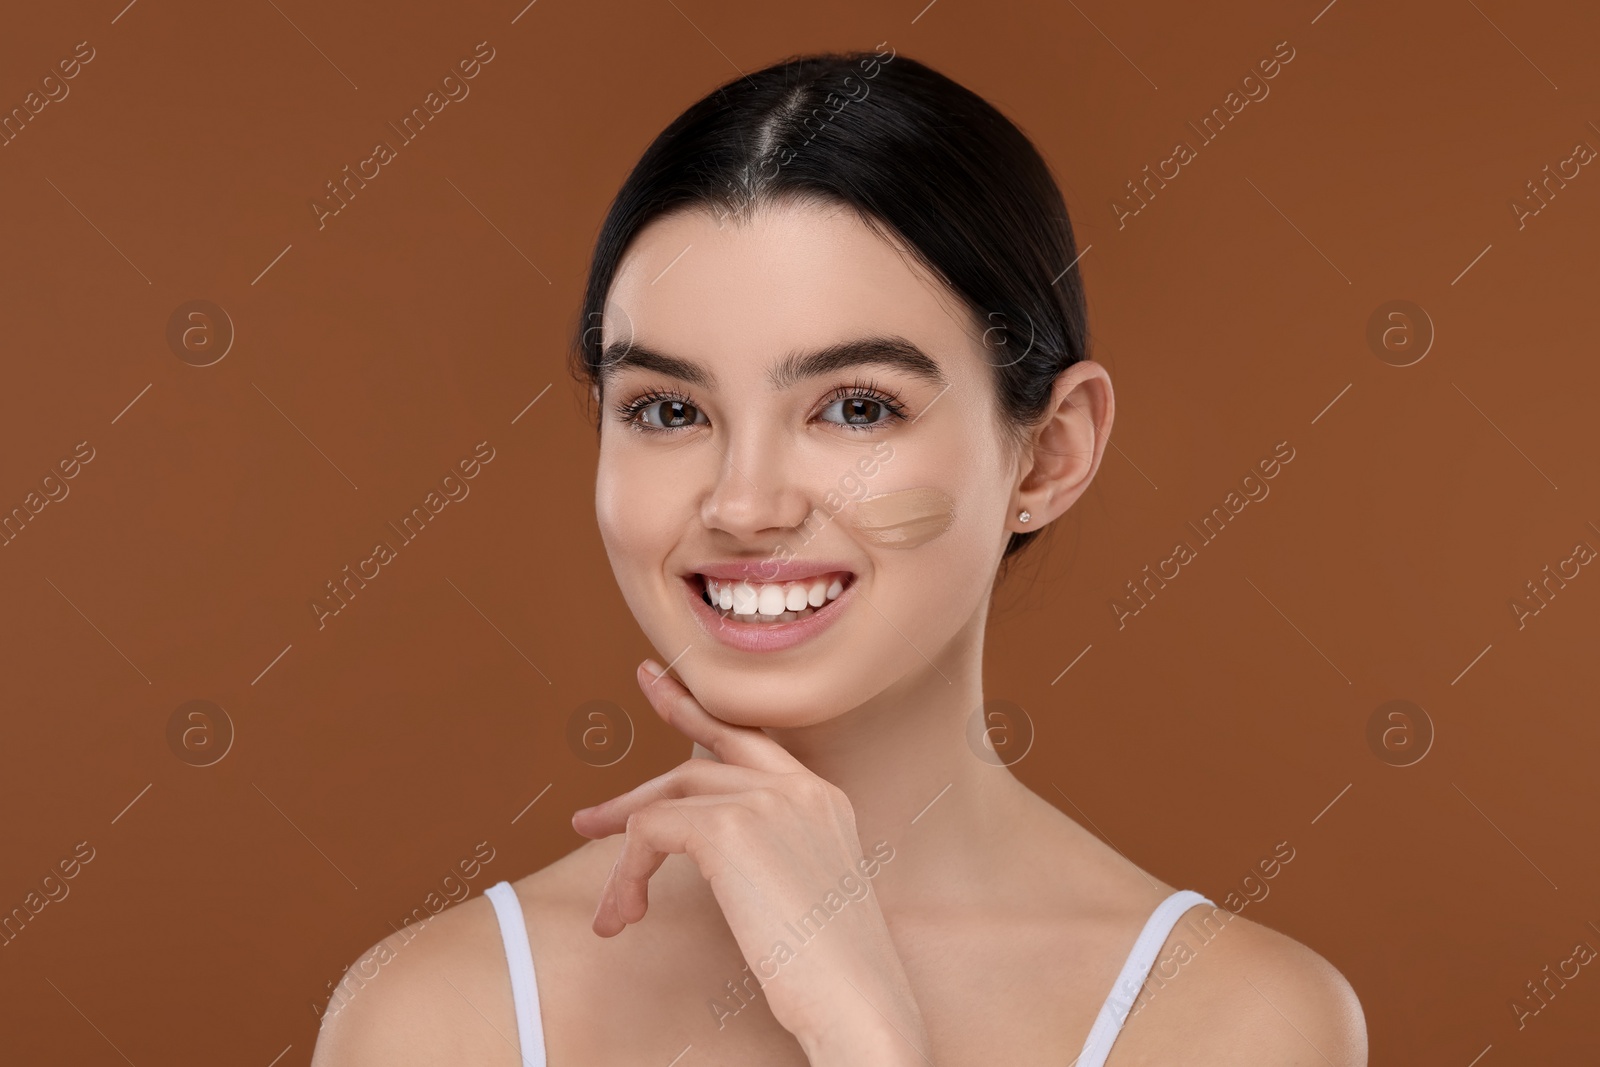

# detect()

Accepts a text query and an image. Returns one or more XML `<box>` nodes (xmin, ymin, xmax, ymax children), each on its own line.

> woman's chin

<box><xmin>691</xmin><ymin>689</ymin><xmax>852</xmax><ymax>731</ymax></box>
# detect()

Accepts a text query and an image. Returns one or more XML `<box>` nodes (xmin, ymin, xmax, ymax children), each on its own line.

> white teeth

<box><xmin>700</xmin><ymin>573</ymin><xmax>851</xmax><ymax>621</ymax></box>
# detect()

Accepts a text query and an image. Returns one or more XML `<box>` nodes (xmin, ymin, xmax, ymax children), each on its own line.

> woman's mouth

<box><xmin>679</xmin><ymin>567</ymin><xmax>858</xmax><ymax>653</ymax></box>
<box><xmin>697</xmin><ymin>571</ymin><xmax>853</xmax><ymax>623</ymax></box>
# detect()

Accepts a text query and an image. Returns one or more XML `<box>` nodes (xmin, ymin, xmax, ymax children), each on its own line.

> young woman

<box><xmin>312</xmin><ymin>48</ymin><xmax>1367</xmax><ymax>1066</ymax></box>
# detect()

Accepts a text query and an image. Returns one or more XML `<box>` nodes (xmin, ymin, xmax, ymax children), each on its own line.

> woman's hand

<box><xmin>570</xmin><ymin>659</ymin><xmax>934</xmax><ymax>1067</ymax></box>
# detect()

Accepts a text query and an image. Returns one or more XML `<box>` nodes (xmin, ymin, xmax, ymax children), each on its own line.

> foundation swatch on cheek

<box><xmin>848</xmin><ymin>487</ymin><xmax>956</xmax><ymax>548</ymax></box>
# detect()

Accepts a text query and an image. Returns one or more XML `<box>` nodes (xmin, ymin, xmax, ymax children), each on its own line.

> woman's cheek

<box><xmin>846</xmin><ymin>483</ymin><xmax>990</xmax><ymax>635</ymax></box>
<box><xmin>845</xmin><ymin>486</ymin><xmax>956</xmax><ymax>548</ymax></box>
<box><xmin>594</xmin><ymin>451</ymin><xmax>669</xmax><ymax>571</ymax></box>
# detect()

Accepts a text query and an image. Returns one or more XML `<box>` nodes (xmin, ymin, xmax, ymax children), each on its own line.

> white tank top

<box><xmin>484</xmin><ymin>879</ymin><xmax>1214</xmax><ymax>1067</ymax></box>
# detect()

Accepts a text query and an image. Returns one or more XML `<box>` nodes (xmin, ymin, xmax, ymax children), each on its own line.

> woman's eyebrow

<box><xmin>771</xmin><ymin>337</ymin><xmax>951</xmax><ymax>390</ymax></box>
<box><xmin>597</xmin><ymin>335</ymin><xmax>950</xmax><ymax>390</ymax></box>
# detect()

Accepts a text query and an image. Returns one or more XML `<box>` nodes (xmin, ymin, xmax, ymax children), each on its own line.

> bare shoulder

<box><xmin>1202</xmin><ymin>910</ymin><xmax>1367</xmax><ymax>1064</ymax></box>
<box><xmin>1115</xmin><ymin>903</ymin><xmax>1368</xmax><ymax>1066</ymax></box>
<box><xmin>307</xmin><ymin>890</ymin><xmax>515</xmax><ymax>1067</ymax></box>
<box><xmin>1013</xmin><ymin>785</ymin><xmax>1366</xmax><ymax>1063</ymax></box>
<box><xmin>308</xmin><ymin>840</ymin><xmax>615</xmax><ymax>1067</ymax></box>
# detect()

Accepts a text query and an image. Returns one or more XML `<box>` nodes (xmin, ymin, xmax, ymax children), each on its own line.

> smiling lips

<box><xmin>699</xmin><ymin>571</ymin><xmax>851</xmax><ymax>623</ymax></box>
<box><xmin>683</xmin><ymin>568</ymin><xmax>857</xmax><ymax>653</ymax></box>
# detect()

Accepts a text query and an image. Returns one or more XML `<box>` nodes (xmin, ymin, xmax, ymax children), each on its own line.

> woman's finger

<box><xmin>571</xmin><ymin>758</ymin><xmax>773</xmax><ymax>839</ymax></box>
<box><xmin>593</xmin><ymin>791</ymin><xmax>770</xmax><ymax>936</ymax></box>
<box><xmin>636</xmin><ymin>659</ymin><xmax>805</xmax><ymax>773</ymax></box>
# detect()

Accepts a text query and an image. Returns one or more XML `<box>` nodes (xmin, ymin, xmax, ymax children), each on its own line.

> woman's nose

<box><xmin>698</xmin><ymin>437</ymin><xmax>815</xmax><ymax>540</ymax></box>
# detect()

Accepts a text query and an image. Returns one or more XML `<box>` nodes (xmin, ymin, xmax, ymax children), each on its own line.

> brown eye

<box><xmin>634</xmin><ymin>397</ymin><xmax>706</xmax><ymax>430</ymax></box>
<box><xmin>819</xmin><ymin>391</ymin><xmax>903</xmax><ymax>428</ymax></box>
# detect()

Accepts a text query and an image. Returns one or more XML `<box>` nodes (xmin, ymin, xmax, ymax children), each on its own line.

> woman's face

<box><xmin>594</xmin><ymin>197</ymin><xmax>1023</xmax><ymax>728</ymax></box>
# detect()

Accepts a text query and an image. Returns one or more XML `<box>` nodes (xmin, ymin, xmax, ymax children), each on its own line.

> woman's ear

<box><xmin>1012</xmin><ymin>360</ymin><xmax>1114</xmax><ymax>528</ymax></box>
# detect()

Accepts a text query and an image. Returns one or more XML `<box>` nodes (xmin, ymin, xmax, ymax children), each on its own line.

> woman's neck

<box><xmin>691</xmin><ymin>614</ymin><xmax>1037</xmax><ymax>911</ymax></box>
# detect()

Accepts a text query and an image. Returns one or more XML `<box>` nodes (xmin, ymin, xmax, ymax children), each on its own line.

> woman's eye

<box><xmin>621</xmin><ymin>387</ymin><xmax>902</xmax><ymax>433</ymax></box>
<box><xmin>635</xmin><ymin>398</ymin><xmax>706</xmax><ymax>430</ymax></box>
<box><xmin>820</xmin><ymin>396</ymin><xmax>894</xmax><ymax>427</ymax></box>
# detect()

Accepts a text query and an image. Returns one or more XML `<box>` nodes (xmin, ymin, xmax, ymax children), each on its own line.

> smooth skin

<box><xmin>311</xmin><ymin>198</ymin><xmax>1367</xmax><ymax>1066</ymax></box>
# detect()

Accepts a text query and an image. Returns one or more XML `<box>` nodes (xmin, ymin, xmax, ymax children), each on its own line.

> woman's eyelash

<box><xmin>820</xmin><ymin>377</ymin><xmax>908</xmax><ymax>422</ymax></box>
<box><xmin>613</xmin><ymin>377</ymin><xmax>909</xmax><ymax>433</ymax></box>
<box><xmin>612</xmin><ymin>388</ymin><xmax>688</xmax><ymax>426</ymax></box>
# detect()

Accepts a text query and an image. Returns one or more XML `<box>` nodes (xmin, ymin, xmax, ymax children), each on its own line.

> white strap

<box><xmin>484</xmin><ymin>880</ymin><xmax>548</xmax><ymax>1067</ymax></box>
<box><xmin>1074</xmin><ymin>889</ymin><xmax>1215</xmax><ymax>1067</ymax></box>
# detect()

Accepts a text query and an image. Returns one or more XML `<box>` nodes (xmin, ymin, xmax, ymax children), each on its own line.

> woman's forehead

<box><xmin>604</xmin><ymin>201</ymin><xmax>976</xmax><ymax>375</ymax></box>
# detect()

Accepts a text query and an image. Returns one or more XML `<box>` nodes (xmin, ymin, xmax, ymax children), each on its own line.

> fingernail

<box><xmin>641</xmin><ymin>658</ymin><xmax>663</xmax><ymax>676</ymax></box>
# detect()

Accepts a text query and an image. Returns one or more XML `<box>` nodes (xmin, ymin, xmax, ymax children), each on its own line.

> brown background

<box><xmin>3</xmin><ymin>0</ymin><xmax>1598</xmax><ymax>1063</ymax></box>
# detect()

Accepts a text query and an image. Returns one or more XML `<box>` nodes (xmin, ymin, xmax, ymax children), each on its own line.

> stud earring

<box><xmin>1018</xmin><ymin>510</ymin><xmax>1031</xmax><ymax>523</ymax></box>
